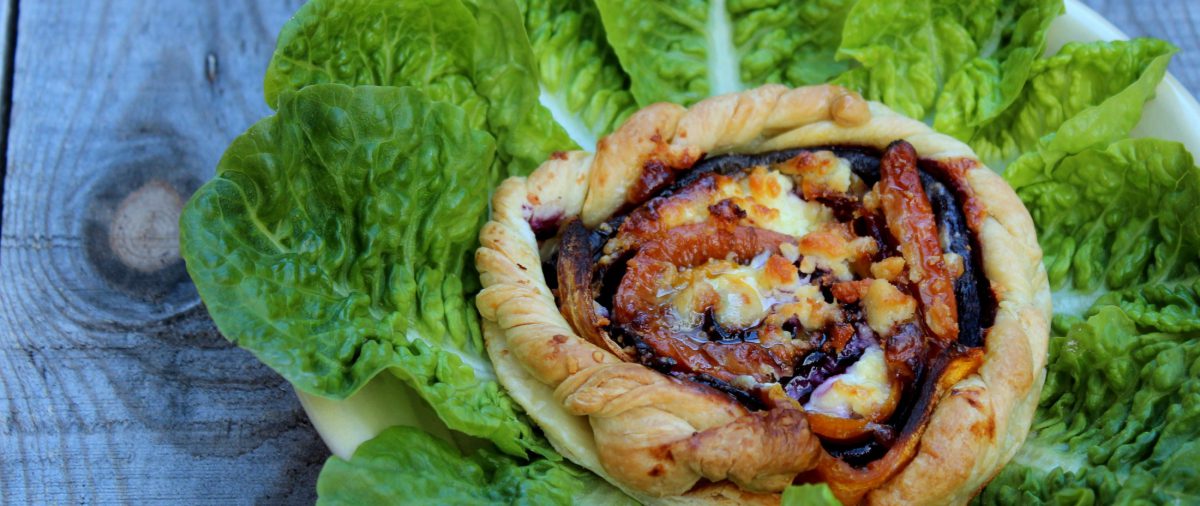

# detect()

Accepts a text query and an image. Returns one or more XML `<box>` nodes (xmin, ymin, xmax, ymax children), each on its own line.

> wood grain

<box><xmin>0</xmin><ymin>1</ymin><xmax>1195</xmax><ymax>505</ymax></box>
<box><xmin>0</xmin><ymin>1</ymin><xmax>323</xmax><ymax>504</ymax></box>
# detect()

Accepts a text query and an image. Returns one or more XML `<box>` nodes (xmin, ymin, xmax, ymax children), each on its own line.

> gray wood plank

<box><xmin>0</xmin><ymin>1</ymin><xmax>322</xmax><ymax>504</ymax></box>
<box><xmin>1087</xmin><ymin>0</ymin><xmax>1200</xmax><ymax>95</ymax></box>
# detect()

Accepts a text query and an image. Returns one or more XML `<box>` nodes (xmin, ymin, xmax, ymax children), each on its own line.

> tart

<box><xmin>474</xmin><ymin>84</ymin><xmax>1051</xmax><ymax>505</ymax></box>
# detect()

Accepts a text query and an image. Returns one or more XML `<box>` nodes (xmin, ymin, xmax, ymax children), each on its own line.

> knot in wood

<box><xmin>108</xmin><ymin>179</ymin><xmax>183</xmax><ymax>273</ymax></box>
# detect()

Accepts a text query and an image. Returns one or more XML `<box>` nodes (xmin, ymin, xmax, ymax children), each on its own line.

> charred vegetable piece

<box><xmin>879</xmin><ymin>141</ymin><xmax>959</xmax><ymax>343</ymax></box>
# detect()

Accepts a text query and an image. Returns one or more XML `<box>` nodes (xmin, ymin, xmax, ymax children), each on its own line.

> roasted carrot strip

<box><xmin>878</xmin><ymin>141</ymin><xmax>959</xmax><ymax>343</ymax></box>
<box><xmin>609</xmin><ymin>223</ymin><xmax>802</xmax><ymax>382</ymax></box>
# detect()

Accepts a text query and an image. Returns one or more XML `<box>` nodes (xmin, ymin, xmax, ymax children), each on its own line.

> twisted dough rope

<box><xmin>474</xmin><ymin>84</ymin><xmax>1050</xmax><ymax>505</ymax></box>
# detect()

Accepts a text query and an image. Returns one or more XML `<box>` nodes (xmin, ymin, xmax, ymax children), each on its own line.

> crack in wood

<box><xmin>0</xmin><ymin>0</ymin><xmax>15</xmax><ymax>234</ymax></box>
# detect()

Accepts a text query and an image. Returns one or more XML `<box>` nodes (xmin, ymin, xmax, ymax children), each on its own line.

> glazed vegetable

<box><xmin>878</xmin><ymin>141</ymin><xmax>959</xmax><ymax>342</ymax></box>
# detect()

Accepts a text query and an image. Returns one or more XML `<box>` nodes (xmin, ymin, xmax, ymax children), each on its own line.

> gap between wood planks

<box><xmin>0</xmin><ymin>0</ymin><xmax>18</xmax><ymax>237</ymax></box>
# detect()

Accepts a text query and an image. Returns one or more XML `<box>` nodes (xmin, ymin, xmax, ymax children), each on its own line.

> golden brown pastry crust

<box><xmin>475</xmin><ymin>84</ymin><xmax>1051</xmax><ymax>505</ymax></box>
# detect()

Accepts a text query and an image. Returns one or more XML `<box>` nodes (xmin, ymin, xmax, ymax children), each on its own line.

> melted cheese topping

<box><xmin>616</xmin><ymin>161</ymin><xmax>884</xmax><ymax>335</ymax></box>
<box><xmin>776</xmin><ymin>150</ymin><xmax>854</xmax><ymax>195</ymax></box>
<box><xmin>764</xmin><ymin>285</ymin><xmax>840</xmax><ymax>332</ymax></box>
<box><xmin>805</xmin><ymin>345</ymin><xmax>892</xmax><ymax>418</ymax></box>
<box><xmin>795</xmin><ymin>227</ymin><xmax>878</xmax><ymax>280</ymax></box>
<box><xmin>738</xmin><ymin>168</ymin><xmax>833</xmax><ymax>237</ymax></box>
<box><xmin>660</xmin><ymin>253</ymin><xmax>838</xmax><ymax>334</ymax></box>
<box><xmin>653</xmin><ymin>167</ymin><xmax>834</xmax><ymax>238</ymax></box>
<box><xmin>869</xmin><ymin>256</ymin><xmax>906</xmax><ymax>282</ymax></box>
<box><xmin>863</xmin><ymin>278</ymin><xmax>917</xmax><ymax>336</ymax></box>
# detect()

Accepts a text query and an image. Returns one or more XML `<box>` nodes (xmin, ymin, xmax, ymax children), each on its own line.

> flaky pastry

<box><xmin>475</xmin><ymin>84</ymin><xmax>1051</xmax><ymax>505</ymax></box>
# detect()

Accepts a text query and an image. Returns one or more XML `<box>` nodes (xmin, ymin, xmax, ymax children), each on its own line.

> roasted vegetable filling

<box><xmin>547</xmin><ymin>141</ymin><xmax>994</xmax><ymax>467</ymax></box>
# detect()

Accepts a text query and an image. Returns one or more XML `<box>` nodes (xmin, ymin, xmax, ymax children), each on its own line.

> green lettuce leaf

<box><xmin>1007</xmin><ymin>138</ymin><xmax>1200</xmax><ymax>301</ymax></box>
<box><xmin>979</xmin><ymin>307</ymin><xmax>1200</xmax><ymax>505</ymax></box>
<box><xmin>778</xmin><ymin>0</ymin><xmax>859</xmax><ymax>87</ymax></box>
<box><xmin>517</xmin><ymin>0</ymin><xmax>638</xmax><ymax>149</ymax></box>
<box><xmin>1092</xmin><ymin>279</ymin><xmax>1200</xmax><ymax>334</ymax></box>
<box><xmin>263</xmin><ymin>0</ymin><xmax>483</xmax><ymax>123</ymax></box>
<box><xmin>834</xmin><ymin>0</ymin><xmax>1012</xmax><ymax>120</ymax></box>
<box><xmin>459</xmin><ymin>0</ymin><xmax>579</xmax><ymax>172</ymax></box>
<box><xmin>932</xmin><ymin>0</ymin><xmax>1063</xmax><ymax>143</ymax></box>
<box><xmin>180</xmin><ymin>84</ymin><xmax>549</xmax><ymax>458</ymax></box>
<box><xmin>593</xmin><ymin>0</ymin><xmax>855</xmax><ymax>106</ymax></box>
<box><xmin>782</xmin><ymin>483</ymin><xmax>842</xmax><ymax>506</ymax></box>
<box><xmin>262</xmin><ymin>0</ymin><xmax>574</xmax><ymax>177</ymax></box>
<box><xmin>944</xmin><ymin>38</ymin><xmax>1175</xmax><ymax>168</ymax></box>
<box><xmin>317</xmin><ymin>426</ymin><xmax>634</xmax><ymax>505</ymax></box>
<box><xmin>983</xmin><ymin>137</ymin><xmax>1200</xmax><ymax>503</ymax></box>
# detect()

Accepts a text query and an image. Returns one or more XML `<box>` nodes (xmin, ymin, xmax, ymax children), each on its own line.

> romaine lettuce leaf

<box><xmin>180</xmin><ymin>84</ymin><xmax>550</xmax><ymax>458</ymax></box>
<box><xmin>1007</xmin><ymin>138</ymin><xmax>1200</xmax><ymax>299</ymax></box>
<box><xmin>782</xmin><ymin>483</ymin><xmax>842</xmax><ymax>505</ymax></box>
<box><xmin>593</xmin><ymin>0</ymin><xmax>855</xmax><ymax>106</ymax></box>
<box><xmin>943</xmin><ymin>38</ymin><xmax>1175</xmax><ymax>168</ymax></box>
<box><xmin>932</xmin><ymin>0</ymin><xmax>1063</xmax><ymax>143</ymax></box>
<box><xmin>834</xmin><ymin>0</ymin><xmax>1011</xmax><ymax>120</ymax></box>
<box><xmin>982</xmin><ymin>137</ymin><xmax>1200</xmax><ymax>504</ymax></box>
<box><xmin>317</xmin><ymin>426</ymin><xmax>634</xmax><ymax>505</ymax></box>
<box><xmin>980</xmin><ymin>307</ymin><xmax>1200</xmax><ymax>505</ymax></box>
<box><xmin>262</xmin><ymin>0</ymin><xmax>483</xmax><ymax>123</ymax></box>
<box><xmin>459</xmin><ymin>0</ymin><xmax>579</xmax><ymax>173</ymax></box>
<box><xmin>262</xmin><ymin>0</ymin><xmax>574</xmax><ymax>177</ymax></box>
<box><xmin>517</xmin><ymin>0</ymin><xmax>638</xmax><ymax>149</ymax></box>
<box><xmin>777</xmin><ymin>0</ymin><xmax>859</xmax><ymax>87</ymax></box>
<box><xmin>1093</xmin><ymin>279</ymin><xmax>1200</xmax><ymax>334</ymax></box>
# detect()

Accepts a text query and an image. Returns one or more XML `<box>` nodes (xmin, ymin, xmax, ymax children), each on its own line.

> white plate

<box><xmin>298</xmin><ymin>0</ymin><xmax>1200</xmax><ymax>462</ymax></box>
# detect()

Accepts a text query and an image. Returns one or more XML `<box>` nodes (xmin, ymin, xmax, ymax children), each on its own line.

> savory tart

<box><xmin>474</xmin><ymin>84</ymin><xmax>1051</xmax><ymax>505</ymax></box>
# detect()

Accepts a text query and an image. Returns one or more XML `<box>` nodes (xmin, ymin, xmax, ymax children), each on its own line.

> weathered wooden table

<box><xmin>1</xmin><ymin>1</ymin><xmax>1196</xmax><ymax>503</ymax></box>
